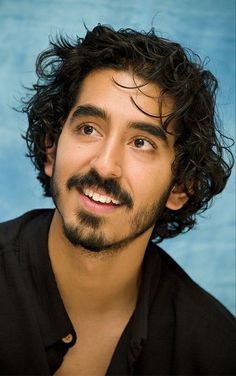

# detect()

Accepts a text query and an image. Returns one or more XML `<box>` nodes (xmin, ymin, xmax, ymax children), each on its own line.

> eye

<box><xmin>81</xmin><ymin>124</ymin><xmax>96</xmax><ymax>135</ymax></box>
<box><xmin>76</xmin><ymin>124</ymin><xmax>101</xmax><ymax>137</ymax></box>
<box><xmin>132</xmin><ymin>137</ymin><xmax>156</xmax><ymax>151</ymax></box>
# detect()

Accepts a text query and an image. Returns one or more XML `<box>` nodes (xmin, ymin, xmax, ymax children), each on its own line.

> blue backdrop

<box><xmin>0</xmin><ymin>0</ymin><xmax>235</xmax><ymax>314</ymax></box>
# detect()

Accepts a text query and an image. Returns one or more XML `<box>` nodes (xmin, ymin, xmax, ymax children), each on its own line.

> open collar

<box><xmin>20</xmin><ymin>209</ymin><xmax>161</xmax><ymax>374</ymax></box>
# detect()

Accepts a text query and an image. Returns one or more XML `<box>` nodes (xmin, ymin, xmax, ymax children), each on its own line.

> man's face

<box><xmin>45</xmin><ymin>69</ymin><xmax>184</xmax><ymax>252</ymax></box>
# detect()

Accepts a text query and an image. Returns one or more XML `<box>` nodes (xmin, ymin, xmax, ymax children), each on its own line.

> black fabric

<box><xmin>0</xmin><ymin>209</ymin><xmax>235</xmax><ymax>375</ymax></box>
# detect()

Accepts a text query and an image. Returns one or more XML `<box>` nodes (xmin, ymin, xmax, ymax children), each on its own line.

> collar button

<box><xmin>62</xmin><ymin>333</ymin><xmax>73</xmax><ymax>344</ymax></box>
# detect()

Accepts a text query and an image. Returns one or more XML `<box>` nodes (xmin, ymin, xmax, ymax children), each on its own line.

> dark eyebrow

<box><xmin>70</xmin><ymin>105</ymin><xmax>107</xmax><ymax>122</ymax></box>
<box><xmin>130</xmin><ymin>122</ymin><xmax>168</xmax><ymax>144</ymax></box>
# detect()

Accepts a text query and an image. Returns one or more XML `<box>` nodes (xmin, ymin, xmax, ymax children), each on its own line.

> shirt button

<box><xmin>62</xmin><ymin>333</ymin><xmax>73</xmax><ymax>344</ymax></box>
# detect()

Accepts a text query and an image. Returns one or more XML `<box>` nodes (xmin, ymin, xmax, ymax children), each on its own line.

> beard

<box><xmin>50</xmin><ymin>168</ymin><xmax>172</xmax><ymax>253</ymax></box>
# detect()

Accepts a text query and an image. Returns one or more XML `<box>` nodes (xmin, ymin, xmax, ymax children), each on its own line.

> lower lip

<box><xmin>78</xmin><ymin>191</ymin><xmax>120</xmax><ymax>214</ymax></box>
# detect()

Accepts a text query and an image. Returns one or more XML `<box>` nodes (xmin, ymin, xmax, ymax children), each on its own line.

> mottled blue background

<box><xmin>0</xmin><ymin>0</ymin><xmax>235</xmax><ymax>314</ymax></box>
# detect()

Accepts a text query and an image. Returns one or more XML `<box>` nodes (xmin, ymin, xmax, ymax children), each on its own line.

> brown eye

<box><xmin>132</xmin><ymin>137</ymin><xmax>155</xmax><ymax>151</ymax></box>
<box><xmin>134</xmin><ymin>139</ymin><xmax>145</xmax><ymax>148</ymax></box>
<box><xmin>76</xmin><ymin>124</ymin><xmax>102</xmax><ymax>139</ymax></box>
<box><xmin>82</xmin><ymin>125</ymin><xmax>94</xmax><ymax>135</ymax></box>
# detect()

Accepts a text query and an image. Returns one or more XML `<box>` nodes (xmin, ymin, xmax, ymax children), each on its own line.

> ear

<box><xmin>166</xmin><ymin>184</ymin><xmax>189</xmax><ymax>211</ymax></box>
<box><xmin>44</xmin><ymin>134</ymin><xmax>56</xmax><ymax>178</ymax></box>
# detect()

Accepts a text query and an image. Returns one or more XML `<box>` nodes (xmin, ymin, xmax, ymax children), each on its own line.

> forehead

<box><xmin>74</xmin><ymin>68</ymin><xmax>174</xmax><ymax>121</ymax></box>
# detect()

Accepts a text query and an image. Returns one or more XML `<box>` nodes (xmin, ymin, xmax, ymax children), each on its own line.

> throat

<box><xmin>59</xmin><ymin>264</ymin><xmax>141</xmax><ymax>318</ymax></box>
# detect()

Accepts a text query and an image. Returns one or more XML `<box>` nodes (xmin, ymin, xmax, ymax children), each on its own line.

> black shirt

<box><xmin>0</xmin><ymin>209</ymin><xmax>235</xmax><ymax>375</ymax></box>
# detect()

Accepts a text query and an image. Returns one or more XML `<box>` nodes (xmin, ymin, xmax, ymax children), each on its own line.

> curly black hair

<box><xmin>21</xmin><ymin>24</ymin><xmax>234</xmax><ymax>242</ymax></box>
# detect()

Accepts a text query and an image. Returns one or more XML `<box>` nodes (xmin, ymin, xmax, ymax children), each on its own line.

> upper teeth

<box><xmin>84</xmin><ymin>189</ymin><xmax>120</xmax><ymax>205</ymax></box>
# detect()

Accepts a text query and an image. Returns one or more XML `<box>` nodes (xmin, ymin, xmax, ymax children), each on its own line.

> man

<box><xmin>0</xmin><ymin>24</ymin><xmax>235</xmax><ymax>375</ymax></box>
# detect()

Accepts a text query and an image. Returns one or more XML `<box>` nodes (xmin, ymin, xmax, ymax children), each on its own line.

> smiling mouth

<box><xmin>82</xmin><ymin>188</ymin><xmax>120</xmax><ymax>206</ymax></box>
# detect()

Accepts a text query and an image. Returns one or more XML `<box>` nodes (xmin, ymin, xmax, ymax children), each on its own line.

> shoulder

<box><xmin>150</xmin><ymin>242</ymin><xmax>235</xmax><ymax>328</ymax></box>
<box><xmin>155</xmin><ymin>243</ymin><xmax>234</xmax><ymax>319</ymax></box>
<box><xmin>146</xmin><ymin>242</ymin><xmax>236</xmax><ymax>373</ymax></box>
<box><xmin>0</xmin><ymin>209</ymin><xmax>54</xmax><ymax>253</ymax></box>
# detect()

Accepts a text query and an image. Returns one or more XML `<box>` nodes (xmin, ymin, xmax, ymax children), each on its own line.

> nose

<box><xmin>90</xmin><ymin>138</ymin><xmax>123</xmax><ymax>179</ymax></box>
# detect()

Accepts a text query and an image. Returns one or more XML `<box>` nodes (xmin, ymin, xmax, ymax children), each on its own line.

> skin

<box><xmin>44</xmin><ymin>69</ymin><xmax>188</xmax><ymax>375</ymax></box>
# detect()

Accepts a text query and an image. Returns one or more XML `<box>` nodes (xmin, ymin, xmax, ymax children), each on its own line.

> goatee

<box><xmin>50</xmin><ymin>168</ymin><xmax>172</xmax><ymax>253</ymax></box>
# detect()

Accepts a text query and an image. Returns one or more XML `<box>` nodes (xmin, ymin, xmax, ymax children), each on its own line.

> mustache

<box><xmin>66</xmin><ymin>169</ymin><xmax>133</xmax><ymax>209</ymax></box>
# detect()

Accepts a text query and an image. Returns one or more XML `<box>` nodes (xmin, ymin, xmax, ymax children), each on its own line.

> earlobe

<box><xmin>166</xmin><ymin>185</ymin><xmax>189</xmax><ymax>210</ymax></box>
<box><xmin>44</xmin><ymin>135</ymin><xmax>56</xmax><ymax>178</ymax></box>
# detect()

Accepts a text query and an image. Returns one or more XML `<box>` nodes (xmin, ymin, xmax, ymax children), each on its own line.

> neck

<box><xmin>48</xmin><ymin>210</ymin><xmax>152</xmax><ymax>321</ymax></box>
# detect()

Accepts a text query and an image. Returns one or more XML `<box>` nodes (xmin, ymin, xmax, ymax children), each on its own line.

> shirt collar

<box><xmin>107</xmin><ymin>240</ymin><xmax>162</xmax><ymax>373</ymax></box>
<box><xmin>133</xmin><ymin>240</ymin><xmax>161</xmax><ymax>333</ymax></box>
<box><xmin>127</xmin><ymin>240</ymin><xmax>161</xmax><ymax>363</ymax></box>
<box><xmin>19</xmin><ymin>209</ymin><xmax>76</xmax><ymax>348</ymax></box>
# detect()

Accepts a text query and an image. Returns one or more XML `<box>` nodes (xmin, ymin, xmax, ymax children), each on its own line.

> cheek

<box><xmin>128</xmin><ymin>161</ymin><xmax>173</xmax><ymax>205</ymax></box>
<box><xmin>55</xmin><ymin>141</ymin><xmax>94</xmax><ymax>175</ymax></box>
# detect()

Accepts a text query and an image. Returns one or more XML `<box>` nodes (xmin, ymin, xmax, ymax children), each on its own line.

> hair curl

<box><xmin>21</xmin><ymin>24</ymin><xmax>234</xmax><ymax>242</ymax></box>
